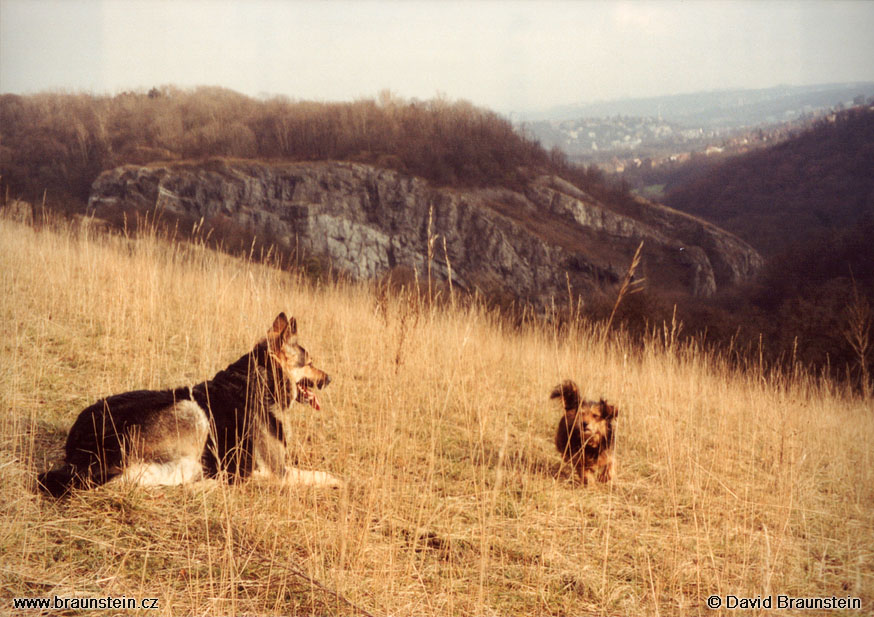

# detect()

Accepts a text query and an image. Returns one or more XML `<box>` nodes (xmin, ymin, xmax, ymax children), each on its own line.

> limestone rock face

<box><xmin>88</xmin><ymin>159</ymin><xmax>763</xmax><ymax>306</ymax></box>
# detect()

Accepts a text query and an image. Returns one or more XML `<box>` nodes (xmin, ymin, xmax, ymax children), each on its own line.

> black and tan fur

<box><xmin>551</xmin><ymin>380</ymin><xmax>617</xmax><ymax>485</ymax></box>
<box><xmin>37</xmin><ymin>313</ymin><xmax>340</xmax><ymax>497</ymax></box>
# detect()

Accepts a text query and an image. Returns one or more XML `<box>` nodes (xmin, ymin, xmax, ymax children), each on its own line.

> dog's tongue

<box><xmin>309</xmin><ymin>391</ymin><xmax>321</xmax><ymax>410</ymax></box>
<box><xmin>301</xmin><ymin>385</ymin><xmax>321</xmax><ymax>410</ymax></box>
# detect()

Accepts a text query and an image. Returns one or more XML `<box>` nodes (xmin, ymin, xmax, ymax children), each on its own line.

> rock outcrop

<box><xmin>88</xmin><ymin>159</ymin><xmax>763</xmax><ymax>307</ymax></box>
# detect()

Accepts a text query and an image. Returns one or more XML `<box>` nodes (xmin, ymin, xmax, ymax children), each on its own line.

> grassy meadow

<box><xmin>1</xmin><ymin>212</ymin><xmax>872</xmax><ymax>616</ymax></box>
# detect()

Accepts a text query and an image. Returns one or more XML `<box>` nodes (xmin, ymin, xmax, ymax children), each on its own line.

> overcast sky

<box><xmin>2</xmin><ymin>0</ymin><xmax>873</xmax><ymax>114</ymax></box>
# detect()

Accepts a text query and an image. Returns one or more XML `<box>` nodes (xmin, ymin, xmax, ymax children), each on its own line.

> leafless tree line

<box><xmin>0</xmin><ymin>86</ymin><xmax>552</xmax><ymax>204</ymax></box>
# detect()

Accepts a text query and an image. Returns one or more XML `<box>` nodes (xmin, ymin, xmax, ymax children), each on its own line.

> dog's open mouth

<box><xmin>296</xmin><ymin>380</ymin><xmax>322</xmax><ymax>410</ymax></box>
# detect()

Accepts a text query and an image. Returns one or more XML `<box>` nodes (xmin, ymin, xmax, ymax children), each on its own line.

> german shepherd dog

<box><xmin>37</xmin><ymin>313</ymin><xmax>341</xmax><ymax>497</ymax></box>
<box><xmin>551</xmin><ymin>380</ymin><xmax>617</xmax><ymax>485</ymax></box>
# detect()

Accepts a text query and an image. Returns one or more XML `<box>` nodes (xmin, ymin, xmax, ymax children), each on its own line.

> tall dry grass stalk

<box><xmin>844</xmin><ymin>279</ymin><xmax>872</xmax><ymax>399</ymax></box>
<box><xmin>1</xmin><ymin>214</ymin><xmax>872</xmax><ymax>616</ymax></box>
<box><xmin>603</xmin><ymin>240</ymin><xmax>645</xmax><ymax>337</ymax></box>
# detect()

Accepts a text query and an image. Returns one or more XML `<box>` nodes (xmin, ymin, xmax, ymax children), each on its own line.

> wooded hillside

<box><xmin>0</xmin><ymin>86</ymin><xmax>613</xmax><ymax>209</ymax></box>
<box><xmin>655</xmin><ymin>108</ymin><xmax>874</xmax><ymax>391</ymax></box>
<box><xmin>663</xmin><ymin>107</ymin><xmax>874</xmax><ymax>256</ymax></box>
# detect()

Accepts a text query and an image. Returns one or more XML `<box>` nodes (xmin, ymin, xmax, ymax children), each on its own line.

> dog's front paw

<box><xmin>284</xmin><ymin>467</ymin><xmax>344</xmax><ymax>489</ymax></box>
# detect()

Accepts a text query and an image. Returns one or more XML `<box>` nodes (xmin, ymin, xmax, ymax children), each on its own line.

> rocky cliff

<box><xmin>87</xmin><ymin>159</ymin><xmax>763</xmax><ymax>307</ymax></box>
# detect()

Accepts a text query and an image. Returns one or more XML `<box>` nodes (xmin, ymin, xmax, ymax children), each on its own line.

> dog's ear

<box><xmin>269</xmin><ymin>313</ymin><xmax>297</xmax><ymax>350</ymax></box>
<box><xmin>271</xmin><ymin>313</ymin><xmax>288</xmax><ymax>333</ymax></box>
<box><xmin>599</xmin><ymin>400</ymin><xmax>618</xmax><ymax>419</ymax></box>
<box><xmin>271</xmin><ymin>312</ymin><xmax>297</xmax><ymax>335</ymax></box>
<box><xmin>550</xmin><ymin>380</ymin><xmax>580</xmax><ymax>411</ymax></box>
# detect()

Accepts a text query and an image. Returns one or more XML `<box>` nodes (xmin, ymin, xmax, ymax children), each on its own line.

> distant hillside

<box><xmin>653</xmin><ymin>107</ymin><xmax>874</xmax><ymax>388</ymax></box>
<box><xmin>522</xmin><ymin>82</ymin><xmax>874</xmax><ymax>127</ymax></box>
<box><xmin>663</xmin><ymin>107</ymin><xmax>874</xmax><ymax>255</ymax></box>
<box><xmin>519</xmin><ymin>83</ymin><xmax>874</xmax><ymax>168</ymax></box>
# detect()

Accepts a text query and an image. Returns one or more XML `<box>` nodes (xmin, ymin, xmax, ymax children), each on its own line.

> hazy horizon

<box><xmin>2</xmin><ymin>0</ymin><xmax>873</xmax><ymax>115</ymax></box>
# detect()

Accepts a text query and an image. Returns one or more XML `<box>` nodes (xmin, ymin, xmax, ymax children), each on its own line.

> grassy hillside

<box><xmin>1</xmin><ymin>213</ymin><xmax>872</xmax><ymax>616</ymax></box>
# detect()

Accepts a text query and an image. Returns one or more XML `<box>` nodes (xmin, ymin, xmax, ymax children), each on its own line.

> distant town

<box><xmin>517</xmin><ymin>83</ymin><xmax>874</xmax><ymax>174</ymax></box>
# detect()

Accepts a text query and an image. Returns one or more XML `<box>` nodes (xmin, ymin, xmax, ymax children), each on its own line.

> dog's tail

<box><xmin>37</xmin><ymin>466</ymin><xmax>84</xmax><ymax>498</ymax></box>
<box><xmin>550</xmin><ymin>379</ymin><xmax>581</xmax><ymax>411</ymax></box>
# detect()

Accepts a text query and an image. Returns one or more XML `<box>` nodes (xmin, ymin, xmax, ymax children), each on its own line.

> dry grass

<box><xmin>1</xmin><ymin>213</ymin><xmax>872</xmax><ymax>616</ymax></box>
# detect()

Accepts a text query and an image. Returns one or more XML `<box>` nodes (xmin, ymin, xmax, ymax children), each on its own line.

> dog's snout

<box><xmin>320</xmin><ymin>374</ymin><xmax>331</xmax><ymax>388</ymax></box>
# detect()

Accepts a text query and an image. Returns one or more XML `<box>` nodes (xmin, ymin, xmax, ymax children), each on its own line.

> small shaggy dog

<box><xmin>551</xmin><ymin>380</ymin><xmax>617</xmax><ymax>485</ymax></box>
